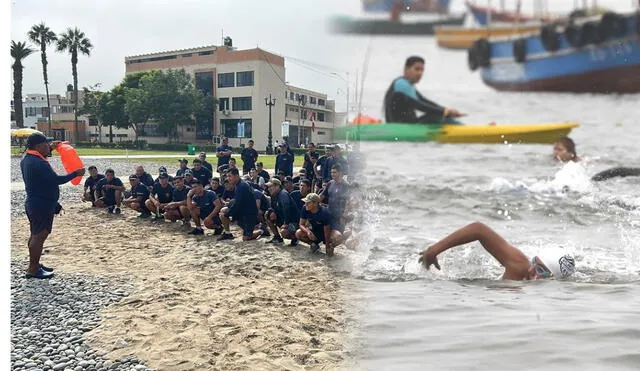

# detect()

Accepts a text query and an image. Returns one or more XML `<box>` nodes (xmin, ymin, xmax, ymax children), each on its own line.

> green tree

<box><xmin>102</xmin><ymin>86</ymin><xmax>132</xmax><ymax>143</ymax></box>
<box><xmin>28</xmin><ymin>23</ymin><xmax>57</xmax><ymax>132</ymax></box>
<box><xmin>56</xmin><ymin>27</ymin><xmax>93</xmax><ymax>142</ymax></box>
<box><xmin>11</xmin><ymin>41</ymin><xmax>35</xmax><ymax>129</ymax></box>
<box><xmin>78</xmin><ymin>84</ymin><xmax>104</xmax><ymax>141</ymax></box>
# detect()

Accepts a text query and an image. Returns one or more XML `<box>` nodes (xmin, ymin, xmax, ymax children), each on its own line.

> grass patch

<box><xmin>103</xmin><ymin>155</ymin><xmax>304</xmax><ymax>169</ymax></box>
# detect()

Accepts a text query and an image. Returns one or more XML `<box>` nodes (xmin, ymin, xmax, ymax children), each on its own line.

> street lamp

<box><xmin>297</xmin><ymin>94</ymin><xmax>306</xmax><ymax>148</ymax></box>
<box><xmin>264</xmin><ymin>94</ymin><xmax>276</xmax><ymax>155</ymax></box>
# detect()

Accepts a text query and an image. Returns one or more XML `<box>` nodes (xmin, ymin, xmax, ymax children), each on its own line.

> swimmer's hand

<box><xmin>419</xmin><ymin>247</ymin><xmax>441</xmax><ymax>271</ymax></box>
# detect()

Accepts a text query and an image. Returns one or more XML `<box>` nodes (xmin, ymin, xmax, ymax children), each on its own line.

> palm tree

<box><xmin>11</xmin><ymin>41</ymin><xmax>35</xmax><ymax>129</ymax></box>
<box><xmin>56</xmin><ymin>27</ymin><xmax>93</xmax><ymax>142</ymax></box>
<box><xmin>28</xmin><ymin>23</ymin><xmax>57</xmax><ymax>133</ymax></box>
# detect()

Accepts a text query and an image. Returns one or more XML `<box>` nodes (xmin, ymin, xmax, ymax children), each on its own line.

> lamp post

<box><xmin>297</xmin><ymin>94</ymin><xmax>306</xmax><ymax>148</ymax></box>
<box><xmin>264</xmin><ymin>94</ymin><xmax>276</xmax><ymax>155</ymax></box>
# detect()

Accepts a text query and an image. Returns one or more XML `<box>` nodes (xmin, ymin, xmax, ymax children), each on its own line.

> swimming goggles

<box><xmin>531</xmin><ymin>257</ymin><xmax>552</xmax><ymax>278</ymax></box>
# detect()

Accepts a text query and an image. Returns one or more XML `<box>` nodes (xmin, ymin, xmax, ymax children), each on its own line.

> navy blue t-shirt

<box><xmin>191</xmin><ymin>167</ymin><xmax>212</xmax><ymax>186</ymax></box>
<box><xmin>20</xmin><ymin>153</ymin><xmax>78</xmax><ymax>210</ymax></box>
<box><xmin>322</xmin><ymin>180</ymin><xmax>350</xmax><ymax>224</ymax></box>
<box><xmin>138</xmin><ymin>172</ymin><xmax>155</xmax><ymax>187</ymax></box>
<box><xmin>211</xmin><ymin>185</ymin><xmax>224</xmax><ymax>198</ymax></box>
<box><xmin>131</xmin><ymin>183</ymin><xmax>150</xmax><ymax>202</ymax></box>
<box><xmin>216</xmin><ymin>145</ymin><xmax>233</xmax><ymax>167</ymax></box>
<box><xmin>226</xmin><ymin>180</ymin><xmax>258</xmax><ymax>219</ymax></box>
<box><xmin>289</xmin><ymin>190</ymin><xmax>304</xmax><ymax>211</ymax></box>
<box><xmin>301</xmin><ymin>206</ymin><xmax>332</xmax><ymax>239</ymax></box>
<box><xmin>222</xmin><ymin>188</ymin><xmax>235</xmax><ymax>201</ymax></box>
<box><xmin>254</xmin><ymin>189</ymin><xmax>270</xmax><ymax>212</ymax></box>
<box><xmin>84</xmin><ymin>174</ymin><xmax>105</xmax><ymax>192</ymax></box>
<box><xmin>96</xmin><ymin>177</ymin><xmax>124</xmax><ymax>203</ymax></box>
<box><xmin>193</xmin><ymin>190</ymin><xmax>218</xmax><ymax>214</ymax></box>
<box><xmin>176</xmin><ymin>168</ymin><xmax>189</xmax><ymax>177</ymax></box>
<box><xmin>172</xmin><ymin>186</ymin><xmax>190</xmax><ymax>202</ymax></box>
<box><xmin>152</xmin><ymin>183</ymin><xmax>174</xmax><ymax>204</ymax></box>
<box><xmin>201</xmin><ymin>160</ymin><xmax>214</xmax><ymax>173</ymax></box>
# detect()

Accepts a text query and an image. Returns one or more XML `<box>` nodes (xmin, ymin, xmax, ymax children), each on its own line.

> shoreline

<box><xmin>11</xmin><ymin>204</ymin><xmax>352</xmax><ymax>370</ymax></box>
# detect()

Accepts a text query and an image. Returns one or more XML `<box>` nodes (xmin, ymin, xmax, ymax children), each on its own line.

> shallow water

<box><xmin>327</xmin><ymin>34</ymin><xmax>640</xmax><ymax>369</ymax></box>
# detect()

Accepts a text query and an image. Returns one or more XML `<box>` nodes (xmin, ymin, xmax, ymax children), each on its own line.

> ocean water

<box><xmin>326</xmin><ymin>34</ymin><xmax>640</xmax><ymax>370</ymax></box>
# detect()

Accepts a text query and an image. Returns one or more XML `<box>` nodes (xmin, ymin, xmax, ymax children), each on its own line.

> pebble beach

<box><xmin>10</xmin><ymin>157</ymin><xmax>354</xmax><ymax>370</ymax></box>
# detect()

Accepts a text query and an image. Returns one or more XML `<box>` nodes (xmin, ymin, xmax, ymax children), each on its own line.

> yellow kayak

<box><xmin>434</xmin><ymin>24</ymin><xmax>541</xmax><ymax>50</ymax></box>
<box><xmin>335</xmin><ymin>122</ymin><xmax>579</xmax><ymax>144</ymax></box>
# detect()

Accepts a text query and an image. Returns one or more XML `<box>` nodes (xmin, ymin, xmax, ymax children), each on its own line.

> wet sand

<box><xmin>11</xmin><ymin>203</ymin><xmax>352</xmax><ymax>370</ymax></box>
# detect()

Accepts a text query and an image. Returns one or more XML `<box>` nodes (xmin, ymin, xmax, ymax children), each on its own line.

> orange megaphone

<box><xmin>55</xmin><ymin>142</ymin><xmax>84</xmax><ymax>186</ymax></box>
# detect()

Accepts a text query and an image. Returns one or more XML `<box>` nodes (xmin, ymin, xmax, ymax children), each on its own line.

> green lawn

<box><xmin>105</xmin><ymin>155</ymin><xmax>303</xmax><ymax>169</ymax></box>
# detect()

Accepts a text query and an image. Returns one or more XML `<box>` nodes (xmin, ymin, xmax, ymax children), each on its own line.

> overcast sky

<box><xmin>11</xmin><ymin>0</ymin><xmax>637</xmax><ymax>111</ymax></box>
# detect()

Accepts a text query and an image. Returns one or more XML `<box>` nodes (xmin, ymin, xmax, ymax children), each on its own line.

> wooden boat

<box><xmin>468</xmin><ymin>11</ymin><xmax>640</xmax><ymax>93</ymax></box>
<box><xmin>328</xmin><ymin>14</ymin><xmax>465</xmax><ymax>35</ymax></box>
<box><xmin>466</xmin><ymin>1</ymin><xmax>539</xmax><ymax>25</ymax></box>
<box><xmin>435</xmin><ymin>24</ymin><xmax>542</xmax><ymax>49</ymax></box>
<box><xmin>334</xmin><ymin>122</ymin><xmax>579</xmax><ymax>143</ymax></box>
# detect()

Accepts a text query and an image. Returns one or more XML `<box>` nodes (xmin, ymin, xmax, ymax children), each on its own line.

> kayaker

<box><xmin>384</xmin><ymin>56</ymin><xmax>464</xmax><ymax>124</ymax></box>
<box><xmin>419</xmin><ymin>222</ymin><xmax>576</xmax><ymax>280</ymax></box>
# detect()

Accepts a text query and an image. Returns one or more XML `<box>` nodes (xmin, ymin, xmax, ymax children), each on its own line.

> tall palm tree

<box><xmin>11</xmin><ymin>41</ymin><xmax>35</xmax><ymax>129</ymax></box>
<box><xmin>56</xmin><ymin>27</ymin><xmax>93</xmax><ymax>142</ymax></box>
<box><xmin>28</xmin><ymin>23</ymin><xmax>57</xmax><ymax>133</ymax></box>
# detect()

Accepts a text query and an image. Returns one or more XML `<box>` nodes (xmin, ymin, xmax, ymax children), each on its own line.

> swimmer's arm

<box><xmin>420</xmin><ymin>222</ymin><xmax>530</xmax><ymax>276</ymax></box>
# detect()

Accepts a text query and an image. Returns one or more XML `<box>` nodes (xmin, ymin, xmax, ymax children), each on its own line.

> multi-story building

<box><xmin>125</xmin><ymin>43</ymin><xmax>339</xmax><ymax>149</ymax></box>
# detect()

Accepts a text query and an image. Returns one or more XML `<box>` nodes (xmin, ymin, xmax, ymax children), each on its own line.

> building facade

<box><xmin>125</xmin><ymin>44</ymin><xmax>338</xmax><ymax>150</ymax></box>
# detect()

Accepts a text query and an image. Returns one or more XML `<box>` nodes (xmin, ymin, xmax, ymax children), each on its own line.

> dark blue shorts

<box><xmin>100</xmin><ymin>197</ymin><xmax>117</xmax><ymax>207</ymax></box>
<box><xmin>26</xmin><ymin>206</ymin><xmax>54</xmax><ymax>235</ymax></box>
<box><xmin>330</xmin><ymin>222</ymin><xmax>345</xmax><ymax>234</ymax></box>
<box><xmin>237</xmin><ymin>215</ymin><xmax>258</xmax><ymax>237</ymax></box>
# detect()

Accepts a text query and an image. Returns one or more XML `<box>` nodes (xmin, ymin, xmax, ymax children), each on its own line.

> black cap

<box><xmin>158</xmin><ymin>173</ymin><xmax>169</xmax><ymax>179</ymax></box>
<box><xmin>129</xmin><ymin>174</ymin><xmax>138</xmax><ymax>180</ymax></box>
<box><xmin>158</xmin><ymin>166</ymin><xmax>167</xmax><ymax>173</ymax></box>
<box><xmin>26</xmin><ymin>133</ymin><xmax>53</xmax><ymax>149</ymax></box>
<box><xmin>256</xmin><ymin>162</ymin><xmax>263</xmax><ymax>167</ymax></box>
<box><xmin>193</xmin><ymin>158</ymin><xmax>202</xmax><ymax>164</ymax></box>
<box><xmin>284</xmin><ymin>176</ymin><xmax>293</xmax><ymax>183</ymax></box>
<box><xmin>184</xmin><ymin>169</ymin><xmax>193</xmax><ymax>176</ymax></box>
<box><xmin>178</xmin><ymin>158</ymin><xmax>188</xmax><ymax>163</ymax></box>
<box><xmin>277</xmin><ymin>170</ymin><xmax>286</xmax><ymax>175</ymax></box>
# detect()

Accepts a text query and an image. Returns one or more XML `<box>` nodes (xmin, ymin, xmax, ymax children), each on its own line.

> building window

<box><xmin>116</xmin><ymin>134</ymin><xmax>128</xmax><ymax>138</ymax></box>
<box><xmin>182</xmin><ymin>53</ymin><xmax>192</xmax><ymax>57</ymax></box>
<box><xmin>295</xmin><ymin>93</ymin><xmax>300</xmax><ymax>101</ymax></box>
<box><xmin>220</xmin><ymin>119</ymin><xmax>253</xmax><ymax>138</ymax></box>
<box><xmin>218</xmin><ymin>98</ymin><xmax>230</xmax><ymax>111</ymax></box>
<box><xmin>318</xmin><ymin>98</ymin><xmax>325</xmax><ymax>106</ymax></box>
<box><xmin>309</xmin><ymin>97</ymin><xmax>317</xmax><ymax>104</ymax></box>
<box><xmin>232</xmin><ymin>97</ymin><xmax>252</xmax><ymax>111</ymax></box>
<box><xmin>218</xmin><ymin>73</ymin><xmax>235</xmax><ymax>88</ymax></box>
<box><xmin>301</xmin><ymin>110</ymin><xmax>308</xmax><ymax>120</ymax></box>
<box><xmin>236</xmin><ymin>71</ymin><xmax>254</xmax><ymax>87</ymax></box>
<box><xmin>198</xmin><ymin>50</ymin><xmax>213</xmax><ymax>56</ymax></box>
<box><xmin>317</xmin><ymin>131</ymin><xmax>326</xmax><ymax>135</ymax></box>
<box><xmin>317</xmin><ymin>113</ymin><xmax>325</xmax><ymax>121</ymax></box>
<box><xmin>289</xmin><ymin>92</ymin><xmax>294</xmax><ymax>100</ymax></box>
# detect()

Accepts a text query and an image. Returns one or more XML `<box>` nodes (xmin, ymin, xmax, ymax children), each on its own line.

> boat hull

<box><xmin>335</xmin><ymin>122</ymin><xmax>579</xmax><ymax>144</ymax></box>
<box><xmin>479</xmin><ymin>14</ymin><xmax>640</xmax><ymax>93</ymax></box>
<box><xmin>328</xmin><ymin>15</ymin><xmax>465</xmax><ymax>35</ymax></box>
<box><xmin>435</xmin><ymin>24</ymin><xmax>541</xmax><ymax>49</ymax></box>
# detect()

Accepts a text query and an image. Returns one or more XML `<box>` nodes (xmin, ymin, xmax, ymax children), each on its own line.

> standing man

<box><xmin>21</xmin><ymin>133</ymin><xmax>86</xmax><ymax>279</ymax></box>
<box><xmin>82</xmin><ymin>166</ymin><xmax>104</xmax><ymax>206</ymax></box>
<box><xmin>275</xmin><ymin>143</ymin><xmax>294</xmax><ymax>177</ymax></box>
<box><xmin>384</xmin><ymin>56</ymin><xmax>464</xmax><ymax>124</ymax></box>
<box><xmin>216</xmin><ymin>137</ymin><xmax>233</xmax><ymax>173</ymax></box>
<box><xmin>303</xmin><ymin>143</ymin><xmax>319</xmax><ymax>181</ymax></box>
<box><xmin>241</xmin><ymin>139</ymin><xmax>259</xmax><ymax>175</ymax></box>
<box><xmin>219</xmin><ymin>168</ymin><xmax>261</xmax><ymax>241</ymax></box>
<box><xmin>199</xmin><ymin>152</ymin><xmax>214</xmax><ymax>173</ymax></box>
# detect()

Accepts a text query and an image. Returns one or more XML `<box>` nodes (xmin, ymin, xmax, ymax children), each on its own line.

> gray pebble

<box><xmin>57</xmin><ymin>344</ymin><xmax>68</xmax><ymax>352</ymax></box>
<box><xmin>44</xmin><ymin>360</ymin><xmax>55</xmax><ymax>367</ymax></box>
<box><xmin>52</xmin><ymin>363</ymin><xmax>67</xmax><ymax>371</ymax></box>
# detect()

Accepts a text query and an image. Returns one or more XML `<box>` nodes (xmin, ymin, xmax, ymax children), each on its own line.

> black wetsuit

<box><xmin>591</xmin><ymin>167</ymin><xmax>640</xmax><ymax>181</ymax></box>
<box><xmin>384</xmin><ymin>77</ymin><xmax>447</xmax><ymax>124</ymax></box>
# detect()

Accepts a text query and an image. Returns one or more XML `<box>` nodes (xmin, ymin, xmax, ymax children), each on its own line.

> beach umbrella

<box><xmin>11</xmin><ymin>128</ymin><xmax>43</xmax><ymax>138</ymax></box>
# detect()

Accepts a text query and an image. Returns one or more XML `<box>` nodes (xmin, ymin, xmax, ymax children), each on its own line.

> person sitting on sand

<box><xmin>191</xmin><ymin>159</ymin><xmax>212</xmax><ymax>188</ymax></box>
<box><xmin>228</xmin><ymin>158</ymin><xmax>239</xmax><ymax>172</ymax></box>
<box><xmin>296</xmin><ymin>193</ymin><xmax>335</xmax><ymax>255</ymax></box>
<box><xmin>183</xmin><ymin>170</ymin><xmax>196</xmax><ymax>187</ymax></box>
<box><xmin>553</xmin><ymin>137</ymin><xmax>581</xmax><ymax>162</ymax></box>
<box><xmin>289</xmin><ymin>179</ymin><xmax>312</xmax><ymax>212</ymax></box>
<box><xmin>154</xmin><ymin>166</ymin><xmax>174</xmax><ymax>184</ymax></box>
<box><xmin>82</xmin><ymin>165</ymin><xmax>104</xmax><ymax>206</ymax></box>
<box><xmin>320</xmin><ymin>164</ymin><xmax>349</xmax><ymax>248</ymax></box>
<box><xmin>265</xmin><ymin>178</ymin><xmax>300</xmax><ymax>246</ymax></box>
<box><xmin>254</xmin><ymin>188</ymin><xmax>271</xmax><ymax>237</ymax></box>
<box><xmin>219</xmin><ymin>168</ymin><xmax>262</xmax><ymax>241</ymax></box>
<box><xmin>384</xmin><ymin>56</ymin><xmax>464</xmax><ymax>124</ymax></box>
<box><xmin>135</xmin><ymin>166</ymin><xmax>155</xmax><ymax>190</ymax></box>
<box><xmin>210</xmin><ymin>177</ymin><xmax>225</xmax><ymax>198</ymax></box>
<box><xmin>256</xmin><ymin>162</ymin><xmax>270</xmax><ymax>182</ymax></box>
<box><xmin>199</xmin><ymin>151</ymin><xmax>214</xmax><ymax>173</ymax></box>
<box><xmin>145</xmin><ymin>173</ymin><xmax>174</xmax><ymax>220</ymax></box>
<box><xmin>163</xmin><ymin>176</ymin><xmax>191</xmax><ymax>224</ymax></box>
<box><xmin>123</xmin><ymin>175</ymin><xmax>151</xmax><ymax>218</ymax></box>
<box><xmin>186</xmin><ymin>180</ymin><xmax>223</xmax><ymax>236</ymax></box>
<box><xmin>94</xmin><ymin>169</ymin><xmax>125</xmax><ymax>214</ymax></box>
<box><xmin>419</xmin><ymin>222</ymin><xmax>576</xmax><ymax>280</ymax></box>
<box><xmin>222</xmin><ymin>181</ymin><xmax>236</xmax><ymax>204</ymax></box>
<box><xmin>176</xmin><ymin>158</ymin><xmax>190</xmax><ymax>177</ymax></box>
<box><xmin>248</xmin><ymin>168</ymin><xmax>266</xmax><ymax>190</ymax></box>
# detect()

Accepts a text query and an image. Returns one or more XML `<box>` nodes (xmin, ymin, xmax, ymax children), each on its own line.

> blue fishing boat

<box><xmin>467</xmin><ymin>11</ymin><xmax>640</xmax><ymax>93</ymax></box>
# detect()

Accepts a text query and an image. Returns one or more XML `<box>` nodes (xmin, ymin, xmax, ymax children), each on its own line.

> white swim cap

<box><xmin>537</xmin><ymin>250</ymin><xmax>576</xmax><ymax>278</ymax></box>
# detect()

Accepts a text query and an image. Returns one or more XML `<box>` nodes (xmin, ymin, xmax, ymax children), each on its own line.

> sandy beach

<box><xmin>11</xmin><ymin>202</ymin><xmax>352</xmax><ymax>370</ymax></box>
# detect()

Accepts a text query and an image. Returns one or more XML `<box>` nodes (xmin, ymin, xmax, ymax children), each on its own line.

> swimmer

<box><xmin>419</xmin><ymin>222</ymin><xmax>576</xmax><ymax>280</ymax></box>
<box><xmin>553</xmin><ymin>137</ymin><xmax>581</xmax><ymax>162</ymax></box>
